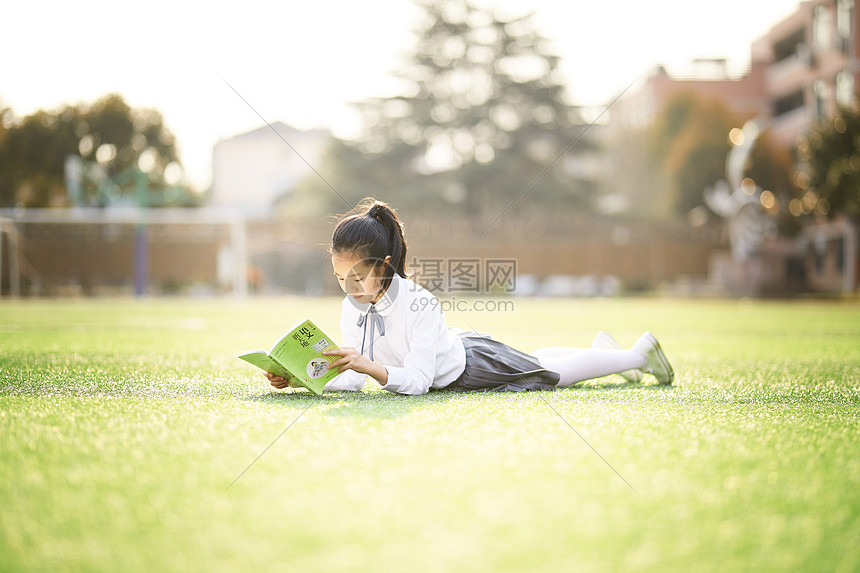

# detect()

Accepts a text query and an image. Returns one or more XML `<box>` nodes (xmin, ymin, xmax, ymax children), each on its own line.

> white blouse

<box><xmin>323</xmin><ymin>274</ymin><xmax>466</xmax><ymax>395</ymax></box>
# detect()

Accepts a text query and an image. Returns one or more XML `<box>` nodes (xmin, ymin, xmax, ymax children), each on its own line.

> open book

<box><xmin>237</xmin><ymin>319</ymin><xmax>342</xmax><ymax>395</ymax></box>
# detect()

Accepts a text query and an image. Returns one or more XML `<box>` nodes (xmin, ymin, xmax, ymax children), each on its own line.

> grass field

<box><xmin>1</xmin><ymin>296</ymin><xmax>858</xmax><ymax>572</ymax></box>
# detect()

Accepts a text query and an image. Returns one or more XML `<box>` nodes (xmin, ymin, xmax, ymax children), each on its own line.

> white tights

<box><xmin>531</xmin><ymin>339</ymin><xmax>647</xmax><ymax>388</ymax></box>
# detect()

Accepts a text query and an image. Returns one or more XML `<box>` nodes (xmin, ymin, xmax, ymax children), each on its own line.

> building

<box><xmin>209</xmin><ymin>122</ymin><xmax>331</xmax><ymax>212</ymax></box>
<box><xmin>753</xmin><ymin>0</ymin><xmax>859</xmax><ymax>294</ymax></box>
<box><xmin>612</xmin><ymin>0</ymin><xmax>858</xmax><ymax>140</ymax></box>
<box><xmin>607</xmin><ymin>0</ymin><xmax>859</xmax><ymax>295</ymax></box>
<box><xmin>612</xmin><ymin>59</ymin><xmax>770</xmax><ymax>132</ymax></box>
<box><xmin>753</xmin><ymin>0</ymin><xmax>859</xmax><ymax>145</ymax></box>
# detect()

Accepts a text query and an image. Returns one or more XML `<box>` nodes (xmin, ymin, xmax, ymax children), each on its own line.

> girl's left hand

<box><xmin>324</xmin><ymin>347</ymin><xmax>373</xmax><ymax>375</ymax></box>
<box><xmin>265</xmin><ymin>372</ymin><xmax>300</xmax><ymax>389</ymax></box>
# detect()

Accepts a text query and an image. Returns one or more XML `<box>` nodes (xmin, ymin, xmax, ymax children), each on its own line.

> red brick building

<box><xmin>753</xmin><ymin>0</ymin><xmax>859</xmax><ymax>145</ymax></box>
<box><xmin>613</xmin><ymin>0</ymin><xmax>859</xmax><ymax>143</ymax></box>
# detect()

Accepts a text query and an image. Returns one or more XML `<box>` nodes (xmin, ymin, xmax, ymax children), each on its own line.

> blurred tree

<box><xmin>652</xmin><ymin>91</ymin><xmax>736</xmax><ymax>216</ymax></box>
<box><xmin>0</xmin><ymin>106</ymin><xmax>82</xmax><ymax>208</ymax></box>
<box><xmin>285</xmin><ymin>137</ymin><xmax>411</xmax><ymax>217</ymax></box>
<box><xmin>0</xmin><ymin>102</ymin><xmax>10</xmax><ymax>207</ymax></box>
<box><xmin>746</xmin><ymin>131</ymin><xmax>801</xmax><ymax>235</ymax></box>
<box><xmin>603</xmin><ymin>126</ymin><xmax>671</xmax><ymax>218</ymax></box>
<box><xmin>651</xmin><ymin>91</ymin><xmax>699</xmax><ymax>162</ymax></box>
<box><xmin>747</xmin><ymin>132</ymin><xmax>795</xmax><ymax>196</ymax></box>
<box><xmin>799</xmin><ymin>104</ymin><xmax>860</xmax><ymax>219</ymax></box>
<box><xmin>0</xmin><ymin>94</ymin><xmax>187</xmax><ymax>208</ymax></box>
<box><xmin>291</xmin><ymin>0</ymin><xmax>594</xmax><ymax>218</ymax></box>
<box><xmin>0</xmin><ymin>99</ymin><xmax>9</xmax><ymax>146</ymax></box>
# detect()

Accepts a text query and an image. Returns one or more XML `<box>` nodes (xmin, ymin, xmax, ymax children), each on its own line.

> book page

<box><xmin>236</xmin><ymin>351</ymin><xmax>292</xmax><ymax>378</ymax></box>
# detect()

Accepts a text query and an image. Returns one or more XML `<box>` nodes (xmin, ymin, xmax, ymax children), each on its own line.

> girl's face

<box><xmin>331</xmin><ymin>253</ymin><xmax>390</xmax><ymax>304</ymax></box>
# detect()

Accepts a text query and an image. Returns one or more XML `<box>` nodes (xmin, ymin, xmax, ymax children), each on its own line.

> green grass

<box><xmin>1</xmin><ymin>297</ymin><xmax>858</xmax><ymax>572</ymax></box>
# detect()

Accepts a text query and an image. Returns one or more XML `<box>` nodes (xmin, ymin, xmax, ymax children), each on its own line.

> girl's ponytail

<box><xmin>331</xmin><ymin>198</ymin><xmax>408</xmax><ymax>290</ymax></box>
<box><xmin>367</xmin><ymin>201</ymin><xmax>407</xmax><ymax>283</ymax></box>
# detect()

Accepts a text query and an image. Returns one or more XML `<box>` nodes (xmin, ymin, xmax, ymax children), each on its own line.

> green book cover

<box><xmin>237</xmin><ymin>319</ymin><xmax>342</xmax><ymax>395</ymax></box>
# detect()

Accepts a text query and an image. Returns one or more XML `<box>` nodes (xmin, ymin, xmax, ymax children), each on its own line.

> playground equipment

<box><xmin>63</xmin><ymin>155</ymin><xmax>203</xmax><ymax>296</ymax></box>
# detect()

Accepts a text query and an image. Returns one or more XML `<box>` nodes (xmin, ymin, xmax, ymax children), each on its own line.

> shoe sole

<box><xmin>644</xmin><ymin>332</ymin><xmax>674</xmax><ymax>385</ymax></box>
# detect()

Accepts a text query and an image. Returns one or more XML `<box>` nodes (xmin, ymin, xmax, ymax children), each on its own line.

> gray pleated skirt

<box><xmin>446</xmin><ymin>330</ymin><xmax>560</xmax><ymax>392</ymax></box>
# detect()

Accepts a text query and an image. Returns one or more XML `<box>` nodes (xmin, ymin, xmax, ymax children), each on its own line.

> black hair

<box><xmin>330</xmin><ymin>197</ymin><xmax>408</xmax><ymax>291</ymax></box>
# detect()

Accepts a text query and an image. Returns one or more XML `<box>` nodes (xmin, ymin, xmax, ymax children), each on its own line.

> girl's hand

<box><xmin>323</xmin><ymin>347</ymin><xmax>389</xmax><ymax>386</ymax></box>
<box><xmin>324</xmin><ymin>347</ymin><xmax>373</xmax><ymax>375</ymax></box>
<box><xmin>264</xmin><ymin>372</ymin><xmax>300</xmax><ymax>389</ymax></box>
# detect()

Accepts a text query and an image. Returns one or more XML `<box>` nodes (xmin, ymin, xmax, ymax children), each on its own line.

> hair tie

<box><xmin>368</xmin><ymin>204</ymin><xmax>384</xmax><ymax>220</ymax></box>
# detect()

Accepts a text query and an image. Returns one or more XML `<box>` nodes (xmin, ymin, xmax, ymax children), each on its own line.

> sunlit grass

<box><xmin>1</xmin><ymin>297</ymin><xmax>858</xmax><ymax>572</ymax></box>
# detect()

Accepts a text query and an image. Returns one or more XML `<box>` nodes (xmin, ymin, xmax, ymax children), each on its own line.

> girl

<box><xmin>266</xmin><ymin>198</ymin><xmax>673</xmax><ymax>395</ymax></box>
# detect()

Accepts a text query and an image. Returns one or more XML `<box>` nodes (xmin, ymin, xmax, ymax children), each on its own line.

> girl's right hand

<box><xmin>265</xmin><ymin>372</ymin><xmax>299</xmax><ymax>389</ymax></box>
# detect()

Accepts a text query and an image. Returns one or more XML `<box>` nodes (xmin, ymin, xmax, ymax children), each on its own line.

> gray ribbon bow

<box><xmin>357</xmin><ymin>305</ymin><xmax>385</xmax><ymax>361</ymax></box>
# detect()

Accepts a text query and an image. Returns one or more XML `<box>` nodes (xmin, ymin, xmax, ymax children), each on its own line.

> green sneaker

<box><xmin>632</xmin><ymin>332</ymin><xmax>674</xmax><ymax>385</ymax></box>
<box><xmin>592</xmin><ymin>331</ymin><xmax>643</xmax><ymax>384</ymax></box>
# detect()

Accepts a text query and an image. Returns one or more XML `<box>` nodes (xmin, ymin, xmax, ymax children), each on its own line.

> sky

<box><xmin>3</xmin><ymin>0</ymin><xmax>802</xmax><ymax>189</ymax></box>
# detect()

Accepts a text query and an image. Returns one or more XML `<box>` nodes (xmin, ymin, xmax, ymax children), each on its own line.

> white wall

<box><xmin>210</xmin><ymin>122</ymin><xmax>331</xmax><ymax>210</ymax></box>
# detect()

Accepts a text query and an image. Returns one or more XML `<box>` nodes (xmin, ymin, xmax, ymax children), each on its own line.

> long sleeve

<box><xmin>323</xmin><ymin>369</ymin><xmax>367</xmax><ymax>392</ymax></box>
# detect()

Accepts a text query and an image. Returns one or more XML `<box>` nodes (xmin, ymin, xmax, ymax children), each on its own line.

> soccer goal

<box><xmin>0</xmin><ymin>208</ymin><xmax>249</xmax><ymax>298</ymax></box>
